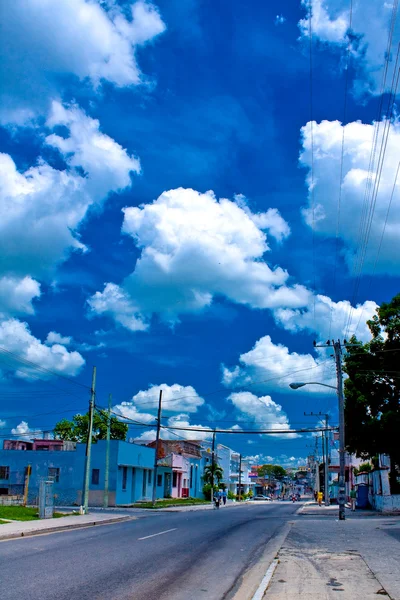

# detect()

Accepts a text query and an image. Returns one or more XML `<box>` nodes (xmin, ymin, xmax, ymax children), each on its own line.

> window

<box><xmin>157</xmin><ymin>474</ymin><xmax>162</xmax><ymax>486</ymax></box>
<box><xmin>122</xmin><ymin>466</ymin><xmax>127</xmax><ymax>490</ymax></box>
<box><xmin>142</xmin><ymin>470</ymin><xmax>147</xmax><ymax>496</ymax></box>
<box><xmin>0</xmin><ymin>466</ymin><xmax>10</xmax><ymax>480</ymax></box>
<box><xmin>48</xmin><ymin>467</ymin><xmax>60</xmax><ymax>482</ymax></box>
<box><xmin>148</xmin><ymin>470</ymin><xmax>152</xmax><ymax>485</ymax></box>
<box><xmin>92</xmin><ymin>469</ymin><xmax>100</xmax><ymax>485</ymax></box>
<box><xmin>173</xmin><ymin>472</ymin><xmax>177</xmax><ymax>487</ymax></box>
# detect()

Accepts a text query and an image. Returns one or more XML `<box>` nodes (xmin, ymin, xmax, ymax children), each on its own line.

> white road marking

<box><xmin>138</xmin><ymin>528</ymin><xmax>177</xmax><ymax>541</ymax></box>
<box><xmin>251</xmin><ymin>559</ymin><xmax>279</xmax><ymax>600</ymax></box>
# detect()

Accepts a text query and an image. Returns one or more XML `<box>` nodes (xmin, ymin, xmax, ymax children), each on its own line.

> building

<box><xmin>201</xmin><ymin>442</ymin><xmax>254</xmax><ymax>496</ymax></box>
<box><xmin>147</xmin><ymin>440</ymin><xmax>203</xmax><ymax>499</ymax></box>
<box><xmin>0</xmin><ymin>439</ymin><xmax>155</xmax><ymax>506</ymax></box>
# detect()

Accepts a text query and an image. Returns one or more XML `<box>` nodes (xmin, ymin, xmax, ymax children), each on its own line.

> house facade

<box><xmin>147</xmin><ymin>440</ymin><xmax>203</xmax><ymax>499</ymax></box>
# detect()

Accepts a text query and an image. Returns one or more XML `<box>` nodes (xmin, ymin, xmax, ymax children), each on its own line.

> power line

<box><xmin>329</xmin><ymin>0</ymin><xmax>353</xmax><ymax>339</ymax></box>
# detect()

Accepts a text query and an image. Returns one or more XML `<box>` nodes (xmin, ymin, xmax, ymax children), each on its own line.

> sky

<box><xmin>0</xmin><ymin>0</ymin><xmax>399</xmax><ymax>469</ymax></box>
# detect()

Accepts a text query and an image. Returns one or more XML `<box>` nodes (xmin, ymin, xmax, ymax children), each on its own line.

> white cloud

<box><xmin>245</xmin><ymin>453</ymin><xmax>307</xmax><ymax>468</ymax></box>
<box><xmin>11</xmin><ymin>421</ymin><xmax>34</xmax><ymax>440</ymax></box>
<box><xmin>273</xmin><ymin>294</ymin><xmax>378</xmax><ymax>341</ymax></box>
<box><xmin>0</xmin><ymin>0</ymin><xmax>166</xmax><ymax>123</ymax></box>
<box><xmin>298</xmin><ymin>0</ymin><xmax>400</xmax><ymax>96</ymax></box>
<box><xmin>137</xmin><ymin>413</ymin><xmax>212</xmax><ymax>442</ymax></box>
<box><xmin>0</xmin><ymin>419</ymin><xmax>5</xmax><ymax>428</ymax></box>
<box><xmin>0</xmin><ymin>102</ymin><xmax>140</xmax><ymax>280</ymax></box>
<box><xmin>88</xmin><ymin>188</ymin><xmax>310</xmax><ymax>329</ymax></box>
<box><xmin>0</xmin><ymin>319</ymin><xmax>85</xmax><ymax>378</ymax></box>
<box><xmin>0</xmin><ymin>276</ymin><xmax>41</xmax><ymax>318</ymax></box>
<box><xmin>275</xmin><ymin>15</ymin><xmax>286</xmax><ymax>25</ymax></box>
<box><xmin>115</xmin><ymin>383</ymin><xmax>205</xmax><ymax>417</ymax></box>
<box><xmin>300</xmin><ymin>119</ymin><xmax>400</xmax><ymax>276</ymax></box>
<box><xmin>45</xmin><ymin>332</ymin><xmax>72</xmax><ymax>346</ymax></box>
<box><xmin>222</xmin><ymin>335</ymin><xmax>336</xmax><ymax>393</ymax></box>
<box><xmin>228</xmin><ymin>391</ymin><xmax>299</xmax><ymax>438</ymax></box>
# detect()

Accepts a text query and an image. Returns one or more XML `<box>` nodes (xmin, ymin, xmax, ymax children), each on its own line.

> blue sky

<box><xmin>0</xmin><ymin>0</ymin><xmax>399</xmax><ymax>468</ymax></box>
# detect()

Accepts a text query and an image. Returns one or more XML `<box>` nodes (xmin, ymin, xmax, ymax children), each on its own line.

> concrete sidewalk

<box><xmin>262</xmin><ymin>515</ymin><xmax>400</xmax><ymax>599</ymax></box>
<box><xmin>298</xmin><ymin>500</ymin><xmax>379</xmax><ymax>517</ymax></box>
<box><xmin>0</xmin><ymin>511</ymin><xmax>133</xmax><ymax>541</ymax></box>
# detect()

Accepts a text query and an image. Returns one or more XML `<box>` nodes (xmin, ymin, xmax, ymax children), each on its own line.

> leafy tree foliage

<box><xmin>203</xmin><ymin>463</ymin><xmax>224</xmax><ymax>485</ymax></box>
<box><xmin>344</xmin><ymin>293</ymin><xmax>400</xmax><ymax>492</ymax></box>
<box><xmin>257</xmin><ymin>464</ymin><xmax>287</xmax><ymax>479</ymax></box>
<box><xmin>54</xmin><ymin>410</ymin><xmax>128</xmax><ymax>443</ymax></box>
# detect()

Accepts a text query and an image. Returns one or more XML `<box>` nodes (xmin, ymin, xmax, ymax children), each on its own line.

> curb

<box><xmin>0</xmin><ymin>516</ymin><xmax>134</xmax><ymax>541</ymax></box>
<box><xmin>251</xmin><ymin>560</ymin><xmax>279</xmax><ymax>600</ymax></box>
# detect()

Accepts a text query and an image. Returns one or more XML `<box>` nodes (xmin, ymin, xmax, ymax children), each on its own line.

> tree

<box><xmin>203</xmin><ymin>463</ymin><xmax>224</xmax><ymax>486</ymax></box>
<box><xmin>54</xmin><ymin>410</ymin><xmax>128</xmax><ymax>443</ymax></box>
<box><xmin>344</xmin><ymin>293</ymin><xmax>400</xmax><ymax>492</ymax></box>
<box><xmin>257</xmin><ymin>464</ymin><xmax>287</xmax><ymax>479</ymax></box>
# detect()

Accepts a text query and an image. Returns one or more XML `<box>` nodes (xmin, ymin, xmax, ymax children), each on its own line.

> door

<box><xmin>164</xmin><ymin>472</ymin><xmax>171</xmax><ymax>498</ymax></box>
<box><xmin>142</xmin><ymin>470</ymin><xmax>147</xmax><ymax>497</ymax></box>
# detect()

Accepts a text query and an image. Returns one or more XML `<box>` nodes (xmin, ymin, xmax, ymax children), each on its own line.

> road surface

<box><xmin>0</xmin><ymin>502</ymin><xmax>298</xmax><ymax>600</ymax></box>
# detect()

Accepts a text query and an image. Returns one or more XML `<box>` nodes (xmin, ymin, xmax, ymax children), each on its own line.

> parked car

<box><xmin>252</xmin><ymin>494</ymin><xmax>272</xmax><ymax>501</ymax></box>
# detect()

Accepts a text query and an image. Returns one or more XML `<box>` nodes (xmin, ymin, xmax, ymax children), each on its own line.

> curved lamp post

<box><xmin>289</xmin><ymin>380</ymin><xmax>346</xmax><ymax>521</ymax></box>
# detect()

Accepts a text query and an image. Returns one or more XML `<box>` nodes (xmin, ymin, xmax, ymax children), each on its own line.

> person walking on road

<box><xmin>350</xmin><ymin>486</ymin><xmax>356</xmax><ymax>511</ymax></box>
<box><xmin>222</xmin><ymin>488</ymin><xmax>227</xmax><ymax>506</ymax></box>
<box><xmin>317</xmin><ymin>491</ymin><xmax>323</xmax><ymax>506</ymax></box>
<box><xmin>214</xmin><ymin>490</ymin><xmax>220</xmax><ymax>509</ymax></box>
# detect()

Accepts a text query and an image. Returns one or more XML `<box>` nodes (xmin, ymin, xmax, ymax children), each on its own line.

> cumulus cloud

<box><xmin>88</xmin><ymin>187</ymin><xmax>310</xmax><ymax>329</ymax></box>
<box><xmin>137</xmin><ymin>413</ymin><xmax>212</xmax><ymax>442</ymax></box>
<box><xmin>11</xmin><ymin>421</ymin><xmax>35</xmax><ymax>440</ymax></box>
<box><xmin>0</xmin><ymin>276</ymin><xmax>41</xmax><ymax>318</ymax></box>
<box><xmin>0</xmin><ymin>0</ymin><xmax>166</xmax><ymax>123</ymax></box>
<box><xmin>300</xmin><ymin>119</ymin><xmax>400</xmax><ymax>277</ymax></box>
<box><xmin>273</xmin><ymin>294</ymin><xmax>378</xmax><ymax>341</ymax></box>
<box><xmin>45</xmin><ymin>332</ymin><xmax>72</xmax><ymax>346</ymax></box>
<box><xmin>0</xmin><ymin>319</ymin><xmax>85</xmax><ymax>378</ymax></box>
<box><xmin>114</xmin><ymin>383</ymin><xmax>205</xmax><ymax>419</ymax></box>
<box><xmin>228</xmin><ymin>391</ymin><xmax>299</xmax><ymax>438</ymax></box>
<box><xmin>0</xmin><ymin>419</ymin><xmax>6</xmax><ymax>428</ymax></box>
<box><xmin>222</xmin><ymin>335</ymin><xmax>336</xmax><ymax>394</ymax></box>
<box><xmin>298</xmin><ymin>0</ymin><xmax>399</xmax><ymax>96</ymax></box>
<box><xmin>245</xmin><ymin>453</ymin><xmax>307</xmax><ymax>468</ymax></box>
<box><xmin>0</xmin><ymin>102</ymin><xmax>140</xmax><ymax>281</ymax></box>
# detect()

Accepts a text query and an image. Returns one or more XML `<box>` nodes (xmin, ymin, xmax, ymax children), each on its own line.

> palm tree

<box><xmin>203</xmin><ymin>464</ymin><xmax>224</xmax><ymax>486</ymax></box>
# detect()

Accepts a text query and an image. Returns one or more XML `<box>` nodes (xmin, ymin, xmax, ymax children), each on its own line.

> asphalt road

<box><xmin>0</xmin><ymin>502</ymin><xmax>298</xmax><ymax>600</ymax></box>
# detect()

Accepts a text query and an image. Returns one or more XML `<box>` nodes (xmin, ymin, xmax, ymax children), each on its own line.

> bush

<box><xmin>227</xmin><ymin>490</ymin><xmax>235</xmax><ymax>500</ymax></box>
<box><xmin>203</xmin><ymin>484</ymin><xmax>218</xmax><ymax>500</ymax></box>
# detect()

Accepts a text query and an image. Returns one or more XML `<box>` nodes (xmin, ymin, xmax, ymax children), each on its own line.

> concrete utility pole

<box><xmin>333</xmin><ymin>341</ymin><xmax>346</xmax><ymax>521</ymax></box>
<box><xmin>151</xmin><ymin>389</ymin><xmax>163</xmax><ymax>506</ymax></box>
<box><xmin>305</xmin><ymin>411</ymin><xmax>330</xmax><ymax>506</ymax></box>
<box><xmin>211</xmin><ymin>430</ymin><xmax>216</xmax><ymax>507</ymax></box>
<box><xmin>103</xmin><ymin>393</ymin><xmax>112</xmax><ymax>508</ymax></box>
<box><xmin>83</xmin><ymin>365</ymin><xmax>96</xmax><ymax>514</ymax></box>
<box><xmin>238</xmin><ymin>454</ymin><xmax>242</xmax><ymax>500</ymax></box>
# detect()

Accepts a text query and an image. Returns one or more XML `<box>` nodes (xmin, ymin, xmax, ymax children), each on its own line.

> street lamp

<box><xmin>289</xmin><ymin>379</ymin><xmax>346</xmax><ymax>521</ymax></box>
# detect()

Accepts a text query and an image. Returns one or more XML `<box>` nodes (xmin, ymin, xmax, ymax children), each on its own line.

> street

<box><xmin>0</xmin><ymin>503</ymin><xmax>298</xmax><ymax>600</ymax></box>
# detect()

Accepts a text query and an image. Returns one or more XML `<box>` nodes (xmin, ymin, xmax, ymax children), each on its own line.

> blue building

<box><xmin>0</xmin><ymin>440</ymin><xmax>155</xmax><ymax>506</ymax></box>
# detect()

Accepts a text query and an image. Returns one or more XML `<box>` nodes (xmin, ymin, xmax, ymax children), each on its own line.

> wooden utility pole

<box><xmin>151</xmin><ymin>389</ymin><xmax>163</xmax><ymax>506</ymax></box>
<box><xmin>82</xmin><ymin>366</ymin><xmax>96</xmax><ymax>514</ymax></box>
<box><xmin>23</xmin><ymin>464</ymin><xmax>31</xmax><ymax>506</ymax></box>
<box><xmin>103</xmin><ymin>393</ymin><xmax>112</xmax><ymax>508</ymax></box>
<box><xmin>238</xmin><ymin>454</ymin><xmax>242</xmax><ymax>500</ymax></box>
<box><xmin>211</xmin><ymin>430</ymin><xmax>216</xmax><ymax>507</ymax></box>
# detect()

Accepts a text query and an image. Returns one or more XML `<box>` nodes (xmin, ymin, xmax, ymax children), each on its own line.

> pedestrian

<box><xmin>317</xmin><ymin>491</ymin><xmax>323</xmax><ymax>506</ymax></box>
<box><xmin>350</xmin><ymin>486</ymin><xmax>356</xmax><ymax>511</ymax></box>
<box><xmin>314</xmin><ymin>490</ymin><xmax>318</xmax><ymax>502</ymax></box>
<box><xmin>214</xmin><ymin>490</ymin><xmax>220</xmax><ymax>508</ymax></box>
<box><xmin>222</xmin><ymin>488</ymin><xmax>227</xmax><ymax>506</ymax></box>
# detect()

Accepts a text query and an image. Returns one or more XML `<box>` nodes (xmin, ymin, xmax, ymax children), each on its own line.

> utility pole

<box><xmin>312</xmin><ymin>339</ymin><xmax>357</xmax><ymax>521</ymax></box>
<box><xmin>211</xmin><ymin>430</ymin><xmax>216</xmax><ymax>507</ymax></box>
<box><xmin>238</xmin><ymin>454</ymin><xmax>242</xmax><ymax>500</ymax></box>
<box><xmin>151</xmin><ymin>389</ymin><xmax>163</xmax><ymax>506</ymax></box>
<box><xmin>304</xmin><ymin>411</ymin><xmax>330</xmax><ymax>505</ymax></box>
<box><xmin>103</xmin><ymin>393</ymin><xmax>112</xmax><ymax>508</ymax></box>
<box><xmin>82</xmin><ymin>366</ymin><xmax>96</xmax><ymax>514</ymax></box>
<box><xmin>334</xmin><ymin>341</ymin><xmax>346</xmax><ymax>521</ymax></box>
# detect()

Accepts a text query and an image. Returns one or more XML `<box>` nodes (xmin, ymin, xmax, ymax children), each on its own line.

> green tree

<box><xmin>203</xmin><ymin>463</ymin><xmax>224</xmax><ymax>486</ymax></box>
<box><xmin>344</xmin><ymin>293</ymin><xmax>400</xmax><ymax>492</ymax></box>
<box><xmin>257</xmin><ymin>464</ymin><xmax>287</xmax><ymax>479</ymax></box>
<box><xmin>54</xmin><ymin>410</ymin><xmax>128</xmax><ymax>443</ymax></box>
